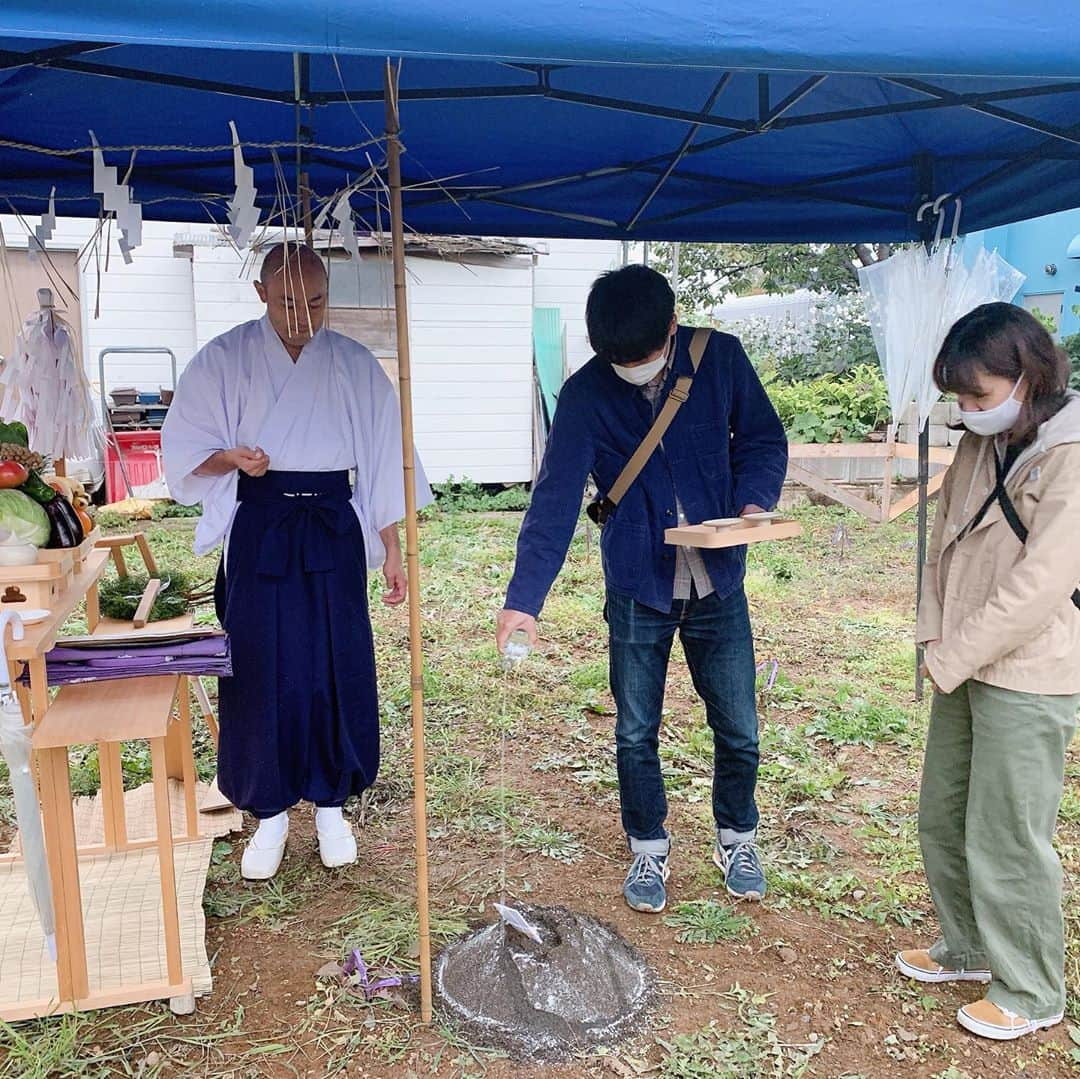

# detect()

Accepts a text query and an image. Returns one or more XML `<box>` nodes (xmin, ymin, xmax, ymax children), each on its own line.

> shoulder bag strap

<box><xmin>607</xmin><ymin>328</ymin><xmax>711</xmax><ymax>508</ymax></box>
<box><xmin>992</xmin><ymin>452</ymin><xmax>1080</xmax><ymax>610</ymax></box>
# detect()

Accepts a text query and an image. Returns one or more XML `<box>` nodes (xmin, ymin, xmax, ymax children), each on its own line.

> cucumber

<box><xmin>21</xmin><ymin>469</ymin><xmax>58</xmax><ymax>505</ymax></box>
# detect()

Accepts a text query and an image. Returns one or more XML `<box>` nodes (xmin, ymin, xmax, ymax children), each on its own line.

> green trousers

<box><xmin>919</xmin><ymin>680</ymin><xmax>1079</xmax><ymax>1019</ymax></box>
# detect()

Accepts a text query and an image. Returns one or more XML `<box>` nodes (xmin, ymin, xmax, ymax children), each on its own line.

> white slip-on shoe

<box><xmin>895</xmin><ymin>949</ymin><xmax>992</xmax><ymax>984</ymax></box>
<box><xmin>957</xmin><ymin>998</ymin><xmax>1063</xmax><ymax>1041</ymax></box>
<box><xmin>316</xmin><ymin>810</ymin><xmax>358</xmax><ymax>869</ymax></box>
<box><xmin>241</xmin><ymin>826</ymin><xmax>287</xmax><ymax>880</ymax></box>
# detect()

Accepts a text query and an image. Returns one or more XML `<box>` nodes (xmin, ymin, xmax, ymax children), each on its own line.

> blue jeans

<box><xmin>606</xmin><ymin>587</ymin><xmax>760</xmax><ymax>844</ymax></box>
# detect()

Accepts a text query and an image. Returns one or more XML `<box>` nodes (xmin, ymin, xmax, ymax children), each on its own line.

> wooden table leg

<box><xmin>150</xmin><ymin>737</ymin><xmax>184</xmax><ymax>986</ymax></box>
<box><xmin>176</xmin><ymin>679</ymin><xmax>199</xmax><ymax>840</ymax></box>
<box><xmin>37</xmin><ymin>745</ymin><xmax>89</xmax><ymax>1001</ymax></box>
<box><xmin>192</xmin><ymin>678</ymin><xmax>219</xmax><ymax>749</ymax></box>
<box><xmin>85</xmin><ymin>582</ymin><xmax>101</xmax><ymax>634</ymax></box>
<box><xmin>98</xmin><ymin>741</ymin><xmax>128</xmax><ymax>851</ymax></box>
<box><xmin>110</xmin><ymin>546</ymin><xmax>128</xmax><ymax>579</ymax></box>
<box><xmin>135</xmin><ymin>534</ymin><xmax>159</xmax><ymax>578</ymax></box>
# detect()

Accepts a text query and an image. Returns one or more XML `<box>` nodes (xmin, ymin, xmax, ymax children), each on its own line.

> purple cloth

<box><xmin>21</xmin><ymin>635</ymin><xmax>232</xmax><ymax>686</ymax></box>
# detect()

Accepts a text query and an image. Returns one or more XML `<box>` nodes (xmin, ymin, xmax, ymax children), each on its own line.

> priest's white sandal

<box><xmin>241</xmin><ymin>814</ymin><xmax>288</xmax><ymax>880</ymax></box>
<box><xmin>316</xmin><ymin>807</ymin><xmax>358</xmax><ymax>868</ymax></box>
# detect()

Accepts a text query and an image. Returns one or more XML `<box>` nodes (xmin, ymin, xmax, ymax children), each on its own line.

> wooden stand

<box><xmin>787</xmin><ymin>442</ymin><xmax>954</xmax><ymax>523</ymax></box>
<box><xmin>665</xmin><ymin>518</ymin><xmax>802</xmax><ymax>549</ymax></box>
<box><xmin>0</xmin><ymin>549</ymin><xmax>203</xmax><ymax>1021</ymax></box>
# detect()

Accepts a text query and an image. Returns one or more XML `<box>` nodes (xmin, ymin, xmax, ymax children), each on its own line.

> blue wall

<box><xmin>969</xmin><ymin>208</ymin><xmax>1080</xmax><ymax>338</ymax></box>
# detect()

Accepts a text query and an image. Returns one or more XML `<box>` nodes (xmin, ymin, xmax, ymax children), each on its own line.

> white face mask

<box><xmin>959</xmin><ymin>378</ymin><xmax>1024</xmax><ymax>437</ymax></box>
<box><xmin>612</xmin><ymin>351</ymin><xmax>668</xmax><ymax>386</ymax></box>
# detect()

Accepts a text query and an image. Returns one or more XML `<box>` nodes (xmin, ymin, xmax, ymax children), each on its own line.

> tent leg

<box><xmin>914</xmin><ymin>423</ymin><xmax>930</xmax><ymax>702</ymax></box>
<box><xmin>384</xmin><ymin>58</ymin><xmax>434</xmax><ymax>1025</ymax></box>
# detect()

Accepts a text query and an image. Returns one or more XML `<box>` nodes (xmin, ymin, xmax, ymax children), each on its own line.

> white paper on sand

<box><xmin>493</xmin><ymin>902</ymin><xmax>543</xmax><ymax>944</ymax></box>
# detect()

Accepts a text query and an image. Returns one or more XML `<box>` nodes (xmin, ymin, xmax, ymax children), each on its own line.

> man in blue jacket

<box><xmin>497</xmin><ymin>265</ymin><xmax>787</xmax><ymax>914</ymax></box>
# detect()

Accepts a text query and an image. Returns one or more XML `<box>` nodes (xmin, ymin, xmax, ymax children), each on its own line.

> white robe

<box><xmin>162</xmin><ymin>315</ymin><xmax>431</xmax><ymax>568</ymax></box>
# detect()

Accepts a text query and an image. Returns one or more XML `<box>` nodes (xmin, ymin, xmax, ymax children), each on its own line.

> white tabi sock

<box><xmin>315</xmin><ymin>806</ymin><xmax>349</xmax><ymax>836</ymax></box>
<box><xmin>253</xmin><ymin>811</ymin><xmax>288</xmax><ymax>846</ymax></box>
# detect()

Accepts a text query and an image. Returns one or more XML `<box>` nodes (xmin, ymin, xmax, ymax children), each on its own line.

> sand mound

<box><xmin>435</xmin><ymin>904</ymin><xmax>654</xmax><ymax>1059</ymax></box>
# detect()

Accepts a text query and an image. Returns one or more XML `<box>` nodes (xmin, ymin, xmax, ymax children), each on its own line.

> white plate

<box><xmin>702</xmin><ymin>518</ymin><xmax>745</xmax><ymax>528</ymax></box>
<box><xmin>742</xmin><ymin>511</ymin><xmax>784</xmax><ymax>523</ymax></box>
<box><xmin>10</xmin><ymin>609</ymin><xmax>50</xmax><ymax>626</ymax></box>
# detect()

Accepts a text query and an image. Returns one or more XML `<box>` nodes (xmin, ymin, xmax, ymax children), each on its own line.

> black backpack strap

<box><xmin>991</xmin><ymin>451</ymin><xmax>1080</xmax><ymax>610</ymax></box>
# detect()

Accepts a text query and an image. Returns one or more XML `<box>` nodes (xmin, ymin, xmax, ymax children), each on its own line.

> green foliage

<box><xmin>664</xmin><ymin>900</ymin><xmax>756</xmax><ymax>944</ymax></box>
<box><xmin>98</xmin><ymin>569</ymin><xmax>202</xmax><ymax>622</ymax></box>
<box><xmin>805</xmin><ymin>687</ymin><xmax>912</xmax><ymax>748</ymax></box>
<box><xmin>765</xmin><ymin>363</ymin><xmax>890</xmax><ymax>443</ymax></box>
<box><xmin>1063</xmin><ymin>317</ymin><xmax>1080</xmax><ymax>392</ymax></box>
<box><xmin>430</xmin><ymin>477</ymin><xmax>531</xmax><ymax>514</ymax></box>
<box><xmin>651</xmin><ymin>242</ymin><xmax>882</xmax><ymax>316</ymax></box>
<box><xmin>151</xmin><ymin>501</ymin><xmax>202</xmax><ymax>519</ymax></box>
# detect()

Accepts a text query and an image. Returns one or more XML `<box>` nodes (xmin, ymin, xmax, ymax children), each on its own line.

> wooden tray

<box><xmin>665</xmin><ymin>518</ymin><xmax>802</xmax><ymax>549</ymax></box>
<box><xmin>37</xmin><ymin>528</ymin><xmax>101</xmax><ymax>575</ymax></box>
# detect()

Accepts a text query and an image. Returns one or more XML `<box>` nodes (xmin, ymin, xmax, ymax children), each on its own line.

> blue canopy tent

<box><xmin>1</xmin><ymin>0</ymin><xmax>1078</xmax><ymax>1025</ymax></box>
<box><xmin>0</xmin><ymin>2</ymin><xmax>1078</xmax><ymax>239</ymax></box>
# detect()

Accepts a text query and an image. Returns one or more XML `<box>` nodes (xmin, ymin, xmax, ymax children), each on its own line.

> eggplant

<box><xmin>19</xmin><ymin>471</ymin><xmax>84</xmax><ymax>548</ymax></box>
<box><xmin>44</xmin><ymin>495</ymin><xmax>85</xmax><ymax>549</ymax></box>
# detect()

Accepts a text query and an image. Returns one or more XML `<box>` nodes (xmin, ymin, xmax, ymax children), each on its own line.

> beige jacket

<box><xmin>919</xmin><ymin>393</ymin><xmax>1080</xmax><ymax>696</ymax></box>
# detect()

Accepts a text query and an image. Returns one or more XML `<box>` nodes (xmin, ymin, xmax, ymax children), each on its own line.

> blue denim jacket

<box><xmin>505</xmin><ymin>326</ymin><xmax>788</xmax><ymax>616</ymax></box>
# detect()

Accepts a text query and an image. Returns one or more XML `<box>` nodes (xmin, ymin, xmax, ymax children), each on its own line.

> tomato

<box><xmin>77</xmin><ymin>508</ymin><xmax>94</xmax><ymax>536</ymax></box>
<box><xmin>0</xmin><ymin>460</ymin><xmax>29</xmax><ymax>489</ymax></box>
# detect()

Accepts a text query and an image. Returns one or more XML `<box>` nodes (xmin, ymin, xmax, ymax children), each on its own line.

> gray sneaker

<box><xmin>623</xmin><ymin>847</ymin><xmax>671</xmax><ymax>913</ymax></box>
<box><xmin>713</xmin><ymin>839</ymin><xmax>767</xmax><ymax>901</ymax></box>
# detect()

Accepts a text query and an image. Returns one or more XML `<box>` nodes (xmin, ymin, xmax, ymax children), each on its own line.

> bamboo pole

<box><xmin>384</xmin><ymin>58</ymin><xmax>434</xmax><ymax>1024</ymax></box>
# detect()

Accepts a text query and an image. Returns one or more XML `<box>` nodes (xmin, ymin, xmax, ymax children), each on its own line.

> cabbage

<box><xmin>0</xmin><ymin>489</ymin><xmax>50</xmax><ymax>547</ymax></box>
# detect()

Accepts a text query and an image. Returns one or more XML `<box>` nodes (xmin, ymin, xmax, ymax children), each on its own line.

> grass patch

<box><xmin>805</xmin><ymin>688</ymin><xmax>913</xmax><ymax>748</ymax></box>
<box><xmin>664</xmin><ymin>900</ymin><xmax>756</xmax><ymax>944</ymax></box>
<box><xmin>658</xmin><ymin>985</ymin><xmax>824</xmax><ymax>1077</ymax></box>
<box><xmin>324</xmin><ymin>888</ymin><xmax>469</xmax><ymax>973</ymax></box>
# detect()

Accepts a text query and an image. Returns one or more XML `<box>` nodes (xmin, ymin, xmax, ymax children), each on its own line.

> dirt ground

<box><xmin>2</xmin><ymin>506</ymin><xmax>1079</xmax><ymax>1078</ymax></box>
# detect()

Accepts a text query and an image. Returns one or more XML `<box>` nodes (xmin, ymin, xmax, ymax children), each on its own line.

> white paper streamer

<box><xmin>226</xmin><ymin>121</ymin><xmax>260</xmax><ymax>248</ymax></box>
<box><xmin>331</xmin><ymin>192</ymin><xmax>361</xmax><ymax>263</ymax></box>
<box><xmin>90</xmin><ymin>131</ymin><xmax>142</xmax><ymax>262</ymax></box>
<box><xmin>493</xmin><ymin>903</ymin><xmax>543</xmax><ymax>945</ymax></box>
<box><xmin>27</xmin><ymin>187</ymin><xmax>56</xmax><ymax>261</ymax></box>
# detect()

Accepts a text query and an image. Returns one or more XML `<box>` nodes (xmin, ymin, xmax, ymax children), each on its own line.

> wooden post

<box><xmin>384</xmin><ymin>58</ymin><xmax>434</xmax><ymax>1024</ymax></box>
<box><xmin>880</xmin><ymin>424</ymin><xmax>897</xmax><ymax>523</ymax></box>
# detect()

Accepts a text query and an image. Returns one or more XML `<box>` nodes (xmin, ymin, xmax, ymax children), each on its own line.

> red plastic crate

<box><xmin>105</xmin><ymin>431</ymin><xmax>163</xmax><ymax>504</ymax></box>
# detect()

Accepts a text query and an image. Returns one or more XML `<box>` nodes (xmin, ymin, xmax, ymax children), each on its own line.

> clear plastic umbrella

<box><xmin>0</xmin><ymin>611</ymin><xmax>56</xmax><ymax>961</ymax></box>
<box><xmin>858</xmin><ymin>223</ymin><xmax>1025</xmax><ymax>428</ymax></box>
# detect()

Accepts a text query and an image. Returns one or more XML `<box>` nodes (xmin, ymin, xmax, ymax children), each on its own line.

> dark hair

<box><xmin>933</xmin><ymin>302</ymin><xmax>1070</xmax><ymax>443</ymax></box>
<box><xmin>586</xmin><ymin>265</ymin><xmax>675</xmax><ymax>364</ymax></box>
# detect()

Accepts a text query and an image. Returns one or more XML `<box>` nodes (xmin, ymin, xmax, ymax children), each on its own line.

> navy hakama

<box><xmin>214</xmin><ymin>470</ymin><xmax>379</xmax><ymax>817</ymax></box>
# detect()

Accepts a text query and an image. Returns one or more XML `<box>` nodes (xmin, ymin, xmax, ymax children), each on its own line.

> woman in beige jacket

<box><xmin>895</xmin><ymin>302</ymin><xmax>1080</xmax><ymax>1041</ymax></box>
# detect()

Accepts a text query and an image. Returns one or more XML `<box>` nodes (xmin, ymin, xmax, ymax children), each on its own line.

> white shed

<box><xmin>0</xmin><ymin>219</ymin><xmax>621</xmax><ymax>485</ymax></box>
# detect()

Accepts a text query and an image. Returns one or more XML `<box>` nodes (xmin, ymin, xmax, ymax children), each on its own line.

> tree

<box><xmin>649</xmin><ymin>242</ymin><xmax>894</xmax><ymax>317</ymax></box>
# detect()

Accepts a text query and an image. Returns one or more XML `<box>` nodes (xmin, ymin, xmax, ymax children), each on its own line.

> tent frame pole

<box><xmin>384</xmin><ymin>57</ymin><xmax>434</xmax><ymax>1025</ymax></box>
<box><xmin>914</xmin><ymin>153</ymin><xmax>935</xmax><ymax>704</ymax></box>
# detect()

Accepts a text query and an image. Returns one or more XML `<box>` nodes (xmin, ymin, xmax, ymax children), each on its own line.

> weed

<box><xmin>806</xmin><ymin>688</ymin><xmax>912</xmax><ymax>748</ymax></box>
<box><xmin>512</xmin><ymin>823</ymin><xmax>584</xmax><ymax>863</ymax></box>
<box><xmin>664</xmin><ymin>900</ymin><xmax>756</xmax><ymax>944</ymax></box>
<box><xmin>658</xmin><ymin>985</ymin><xmax>824</xmax><ymax>1077</ymax></box>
